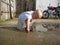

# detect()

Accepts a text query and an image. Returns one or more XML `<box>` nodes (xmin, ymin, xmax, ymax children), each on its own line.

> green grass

<box><xmin>0</xmin><ymin>20</ymin><xmax>5</xmax><ymax>24</ymax></box>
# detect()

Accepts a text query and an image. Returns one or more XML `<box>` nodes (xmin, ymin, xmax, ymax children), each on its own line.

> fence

<box><xmin>0</xmin><ymin>0</ymin><xmax>14</xmax><ymax>20</ymax></box>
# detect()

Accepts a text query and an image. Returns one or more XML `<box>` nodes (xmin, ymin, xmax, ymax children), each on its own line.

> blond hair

<box><xmin>35</xmin><ymin>9</ymin><xmax>43</xmax><ymax>18</ymax></box>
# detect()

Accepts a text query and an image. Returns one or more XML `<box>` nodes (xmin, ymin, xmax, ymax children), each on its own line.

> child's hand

<box><xmin>25</xmin><ymin>27</ymin><xmax>30</xmax><ymax>33</ymax></box>
<box><xmin>26</xmin><ymin>28</ymin><xmax>30</xmax><ymax>33</ymax></box>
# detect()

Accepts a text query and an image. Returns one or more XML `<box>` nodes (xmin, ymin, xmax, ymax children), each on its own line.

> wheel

<box><xmin>53</xmin><ymin>11</ymin><xmax>58</xmax><ymax>19</ymax></box>
<box><xmin>55</xmin><ymin>11</ymin><xmax>60</xmax><ymax>18</ymax></box>
<box><xmin>42</xmin><ymin>11</ymin><xmax>49</xmax><ymax>19</ymax></box>
<box><xmin>58</xmin><ymin>14</ymin><xmax>60</xmax><ymax>18</ymax></box>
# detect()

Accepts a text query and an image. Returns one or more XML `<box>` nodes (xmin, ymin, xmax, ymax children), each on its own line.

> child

<box><xmin>17</xmin><ymin>9</ymin><xmax>43</xmax><ymax>32</ymax></box>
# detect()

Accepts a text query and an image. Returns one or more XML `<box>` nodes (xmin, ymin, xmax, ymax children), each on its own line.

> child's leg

<box><xmin>17</xmin><ymin>20</ymin><xmax>23</xmax><ymax>30</ymax></box>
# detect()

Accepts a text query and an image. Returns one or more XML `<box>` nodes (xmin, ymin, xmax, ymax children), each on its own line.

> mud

<box><xmin>0</xmin><ymin>19</ymin><xmax>60</xmax><ymax>45</ymax></box>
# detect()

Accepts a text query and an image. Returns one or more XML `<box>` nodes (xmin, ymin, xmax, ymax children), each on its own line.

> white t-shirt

<box><xmin>17</xmin><ymin>11</ymin><xmax>34</xmax><ymax>30</ymax></box>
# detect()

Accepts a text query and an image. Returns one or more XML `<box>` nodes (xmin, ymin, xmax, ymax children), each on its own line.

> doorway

<box><xmin>23</xmin><ymin>0</ymin><xmax>36</xmax><ymax>11</ymax></box>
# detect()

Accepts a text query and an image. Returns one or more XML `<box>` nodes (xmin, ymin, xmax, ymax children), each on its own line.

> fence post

<box><xmin>9</xmin><ymin>0</ymin><xmax>12</xmax><ymax>19</ymax></box>
<box><xmin>0</xmin><ymin>0</ymin><xmax>1</xmax><ymax>20</ymax></box>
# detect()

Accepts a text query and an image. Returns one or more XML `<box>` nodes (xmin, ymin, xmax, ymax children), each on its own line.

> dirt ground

<box><xmin>0</xmin><ymin>19</ymin><xmax>60</xmax><ymax>45</ymax></box>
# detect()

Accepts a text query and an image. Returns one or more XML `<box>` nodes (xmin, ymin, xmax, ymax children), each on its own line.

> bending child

<box><xmin>17</xmin><ymin>9</ymin><xmax>43</xmax><ymax>33</ymax></box>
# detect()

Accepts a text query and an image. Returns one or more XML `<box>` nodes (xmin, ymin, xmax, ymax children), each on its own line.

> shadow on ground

<box><xmin>0</xmin><ymin>26</ymin><xmax>19</xmax><ymax>31</ymax></box>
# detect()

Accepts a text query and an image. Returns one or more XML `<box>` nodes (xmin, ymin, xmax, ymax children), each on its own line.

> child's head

<box><xmin>32</xmin><ymin>9</ymin><xmax>43</xmax><ymax>19</ymax></box>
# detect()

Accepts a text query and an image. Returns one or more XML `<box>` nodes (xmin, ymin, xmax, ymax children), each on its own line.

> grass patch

<box><xmin>0</xmin><ymin>20</ymin><xmax>5</xmax><ymax>24</ymax></box>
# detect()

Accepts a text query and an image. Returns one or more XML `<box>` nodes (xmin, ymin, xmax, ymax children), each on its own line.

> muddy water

<box><xmin>33</xmin><ymin>22</ymin><xmax>60</xmax><ymax>31</ymax></box>
<box><xmin>0</xmin><ymin>23</ymin><xmax>60</xmax><ymax>45</ymax></box>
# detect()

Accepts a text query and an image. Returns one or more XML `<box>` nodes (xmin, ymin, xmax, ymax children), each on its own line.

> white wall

<box><xmin>36</xmin><ymin>0</ymin><xmax>58</xmax><ymax>11</ymax></box>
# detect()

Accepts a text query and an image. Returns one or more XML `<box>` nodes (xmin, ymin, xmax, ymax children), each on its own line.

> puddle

<box><xmin>32</xmin><ymin>22</ymin><xmax>60</xmax><ymax>32</ymax></box>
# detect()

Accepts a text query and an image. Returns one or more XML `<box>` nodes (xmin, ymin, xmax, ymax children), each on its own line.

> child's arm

<box><xmin>25</xmin><ymin>19</ymin><xmax>31</xmax><ymax>32</ymax></box>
